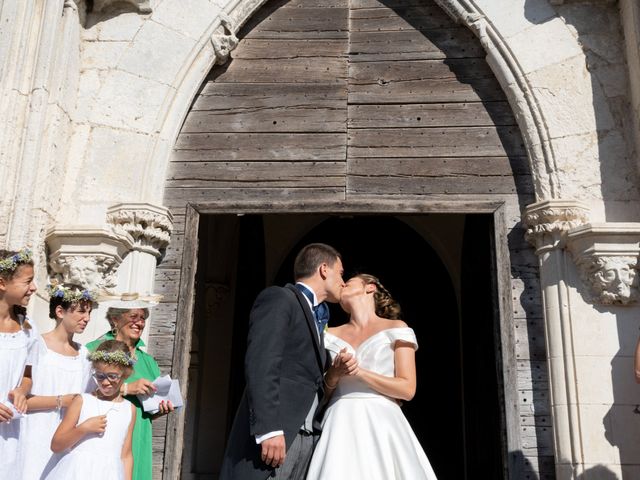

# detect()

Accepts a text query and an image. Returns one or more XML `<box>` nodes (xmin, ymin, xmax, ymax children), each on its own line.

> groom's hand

<box><xmin>261</xmin><ymin>434</ymin><xmax>286</xmax><ymax>468</ymax></box>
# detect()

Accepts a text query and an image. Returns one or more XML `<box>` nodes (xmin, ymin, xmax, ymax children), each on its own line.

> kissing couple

<box><xmin>220</xmin><ymin>243</ymin><xmax>438</xmax><ymax>480</ymax></box>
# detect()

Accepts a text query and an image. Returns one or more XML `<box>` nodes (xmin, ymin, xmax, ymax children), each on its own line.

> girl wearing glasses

<box><xmin>47</xmin><ymin>340</ymin><xmax>137</xmax><ymax>480</ymax></box>
<box><xmin>21</xmin><ymin>283</ymin><xmax>97</xmax><ymax>479</ymax></box>
<box><xmin>86</xmin><ymin>295</ymin><xmax>174</xmax><ymax>480</ymax></box>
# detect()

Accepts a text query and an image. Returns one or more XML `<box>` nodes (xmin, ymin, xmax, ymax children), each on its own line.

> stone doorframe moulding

<box><xmin>524</xmin><ymin>199</ymin><xmax>640</xmax><ymax>480</ymax></box>
<box><xmin>164</xmin><ymin>199</ymin><xmax>521</xmax><ymax>480</ymax></box>
<box><xmin>433</xmin><ymin>0</ymin><xmax>562</xmax><ymax>199</ymax></box>
<box><xmin>46</xmin><ymin>203</ymin><xmax>173</xmax><ymax>291</ymax></box>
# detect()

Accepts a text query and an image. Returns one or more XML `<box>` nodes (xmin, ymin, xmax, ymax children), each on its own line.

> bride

<box><xmin>306</xmin><ymin>274</ymin><xmax>438</xmax><ymax>479</ymax></box>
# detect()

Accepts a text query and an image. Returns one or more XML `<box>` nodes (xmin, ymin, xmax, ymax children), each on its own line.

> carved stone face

<box><xmin>592</xmin><ymin>257</ymin><xmax>637</xmax><ymax>304</ymax></box>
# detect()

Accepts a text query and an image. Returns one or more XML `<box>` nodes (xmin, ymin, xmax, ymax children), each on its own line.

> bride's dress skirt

<box><xmin>307</xmin><ymin>394</ymin><xmax>437</xmax><ymax>479</ymax></box>
<box><xmin>307</xmin><ymin>328</ymin><xmax>438</xmax><ymax>480</ymax></box>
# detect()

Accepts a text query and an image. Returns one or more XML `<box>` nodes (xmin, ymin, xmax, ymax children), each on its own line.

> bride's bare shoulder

<box><xmin>388</xmin><ymin>319</ymin><xmax>408</xmax><ymax>329</ymax></box>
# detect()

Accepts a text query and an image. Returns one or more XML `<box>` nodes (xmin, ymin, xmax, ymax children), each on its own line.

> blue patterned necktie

<box><xmin>295</xmin><ymin>284</ymin><xmax>330</xmax><ymax>335</ymax></box>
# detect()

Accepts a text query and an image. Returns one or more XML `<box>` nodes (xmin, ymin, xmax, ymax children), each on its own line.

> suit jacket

<box><xmin>220</xmin><ymin>284</ymin><xmax>328</xmax><ymax>480</ymax></box>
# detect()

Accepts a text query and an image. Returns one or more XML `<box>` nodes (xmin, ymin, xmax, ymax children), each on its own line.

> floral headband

<box><xmin>0</xmin><ymin>248</ymin><xmax>33</xmax><ymax>274</ymax></box>
<box><xmin>47</xmin><ymin>282</ymin><xmax>98</xmax><ymax>304</ymax></box>
<box><xmin>88</xmin><ymin>350</ymin><xmax>136</xmax><ymax>367</ymax></box>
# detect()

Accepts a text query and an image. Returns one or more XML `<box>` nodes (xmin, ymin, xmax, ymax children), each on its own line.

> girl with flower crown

<box><xmin>21</xmin><ymin>282</ymin><xmax>98</xmax><ymax>479</ymax></box>
<box><xmin>0</xmin><ymin>248</ymin><xmax>38</xmax><ymax>477</ymax></box>
<box><xmin>46</xmin><ymin>339</ymin><xmax>137</xmax><ymax>480</ymax></box>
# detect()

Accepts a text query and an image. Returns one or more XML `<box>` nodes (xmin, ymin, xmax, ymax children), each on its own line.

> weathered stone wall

<box><xmin>1</xmin><ymin>0</ymin><xmax>640</xmax><ymax>479</ymax></box>
<box><xmin>0</xmin><ymin>0</ymin><xmax>81</xmax><ymax>302</ymax></box>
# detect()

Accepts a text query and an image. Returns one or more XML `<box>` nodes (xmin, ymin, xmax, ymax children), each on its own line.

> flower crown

<box><xmin>88</xmin><ymin>350</ymin><xmax>136</xmax><ymax>367</ymax></box>
<box><xmin>47</xmin><ymin>282</ymin><xmax>98</xmax><ymax>304</ymax></box>
<box><xmin>0</xmin><ymin>248</ymin><xmax>33</xmax><ymax>273</ymax></box>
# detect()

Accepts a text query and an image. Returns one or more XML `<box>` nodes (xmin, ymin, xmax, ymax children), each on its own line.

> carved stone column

<box><xmin>523</xmin><ymin>200</ymin><xmax>589</xmax><ymax>480</ymax></box>
<box><xmin>106</xmin><ymin>203</ymin><xmax>174</xmax><ymax>347</ymax></box>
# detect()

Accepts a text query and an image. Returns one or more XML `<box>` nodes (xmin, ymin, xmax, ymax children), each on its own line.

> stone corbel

<box><xmin>211</xmin><ymin>13</ymin><xmax>239</xmax><ymax>64</ymax></box>
<box><xmin>45</xmin><ymin>227</ymin><xmax>134</xmax><ymax>291</ymax></box>
<box><xmin>566</xmin><ymin>224</ymin><xmax>640</xmax><ymax>305</ymax></box>
<box><xmin>523</xmin><ymin>200</ymin><xmax>590</xmax><ymax>254</ymax></box>
<box><xmin>525</xmin><ymin>200</ymin><xmax>640</xmax><ymax>305</ymax></box>
<box><xmin>106</xmin><ymin>203</ymin><xmax>173</xmax><ymax>261</ymax></box>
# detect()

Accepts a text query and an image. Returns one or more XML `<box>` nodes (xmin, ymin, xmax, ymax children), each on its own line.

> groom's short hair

<box><xmin>294</xmin><ymin>243</ymin><xmax>341</xmax><ymax>280</ymax></box>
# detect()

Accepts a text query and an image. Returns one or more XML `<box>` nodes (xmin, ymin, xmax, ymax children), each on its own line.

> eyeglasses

<box><xmin>124</xmin><ymin>315</ymin><xmax>146</xmax><ymax>325</ymax></box>
<box><xmin>92</xmin><ymin>371</ymin><xmax>123</xmax><ymax>383</ymax></box>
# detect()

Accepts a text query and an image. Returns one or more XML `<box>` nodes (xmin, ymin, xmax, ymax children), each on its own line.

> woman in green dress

<box><xmin>87</xmin><ymin>294</ymin><xmax>174</xmax><ymax>480</ymax></box>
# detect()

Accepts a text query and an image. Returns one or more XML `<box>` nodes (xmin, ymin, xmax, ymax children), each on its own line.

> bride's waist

<box><xmin>331</xmin><ymin>381</ymin><xmax>391</xmax><ymax>400</ymax></box>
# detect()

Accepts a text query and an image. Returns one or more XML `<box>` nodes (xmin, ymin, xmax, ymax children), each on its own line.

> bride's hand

<box><xmin>331</xmin><ymin>348</ymin><xmax>359</xmax><ymax>377</ymax></box>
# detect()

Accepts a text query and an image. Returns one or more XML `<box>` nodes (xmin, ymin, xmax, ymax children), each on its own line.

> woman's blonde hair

<box><xmin>355</xmin><ymin>274</ymin><xmax>402</xmax><ymax>320</ymax></box>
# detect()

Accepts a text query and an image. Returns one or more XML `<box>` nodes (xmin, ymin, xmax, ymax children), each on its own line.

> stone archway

<box><xmin>159</xmin><ymin>0</ymin><xmax>542</xmax><ymax>478</ymax></box>
<box><xmin>60</xmin><ymin>0</ymin><xmax>607</xmax><ymax>219</ymax></box>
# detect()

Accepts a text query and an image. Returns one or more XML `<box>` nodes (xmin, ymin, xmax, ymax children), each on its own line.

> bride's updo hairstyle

<box><xmin>356</xmin><ymin>274</ymin><xmax>402</xmax><ymax>320</ymax></box>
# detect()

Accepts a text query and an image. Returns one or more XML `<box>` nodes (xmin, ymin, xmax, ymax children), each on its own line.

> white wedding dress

<box><xmin>306</xmin><ymin>327</ymin><xmax>438</xmax><ymax>480</ymax></box>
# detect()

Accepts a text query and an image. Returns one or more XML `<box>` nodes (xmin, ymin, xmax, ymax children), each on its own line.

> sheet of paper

<box><xmin>137</xmin><ymin>376</ymin><xmax>184</xmax><ymax>414</ymax></box>
<box><xmin>153</xmin><ymin>375</ymin><xmax>173</xmax><ymax>396</ymax></box>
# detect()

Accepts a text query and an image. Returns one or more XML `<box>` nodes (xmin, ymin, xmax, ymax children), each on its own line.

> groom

<box><xmin>220</xmin><ymin>243</ymin><xmax>348</xmax><ymax>480</ymax></box>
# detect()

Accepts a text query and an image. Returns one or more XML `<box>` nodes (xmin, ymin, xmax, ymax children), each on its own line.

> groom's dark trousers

<box><xmin>220</xmin><ymin>284</ymin><xmax>327</xmax><ymax>480</ymax></box>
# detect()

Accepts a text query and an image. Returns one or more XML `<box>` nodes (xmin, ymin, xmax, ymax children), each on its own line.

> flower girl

<box><xmin>0</xmin><ymin>248</ymin><xmax>38</xmax><ymax>477</ymax></box>
<box><xmin>22</xmin><ymin>282</ymin><xmax>97</xmax><ymax>479</ymax></box>
<box><xmin>47</xmin><ymin>340</ymin><xmax>137</xmax><ymax>480</ymax></box>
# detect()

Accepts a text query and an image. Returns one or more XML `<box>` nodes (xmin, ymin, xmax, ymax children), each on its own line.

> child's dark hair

<box><xmin>48</xmin><ymin>283</ymin><xmax>96</xmax><ymax>319</ymax></box>
<box><xmin>0</xmin><ymin>248</ymin><xmax>34</xmax><ymax>280</ymax></box>
<box><xmin>0</xmin><ymin>249</ymin><xmax>34</xmax><ymax>327</ymax></box>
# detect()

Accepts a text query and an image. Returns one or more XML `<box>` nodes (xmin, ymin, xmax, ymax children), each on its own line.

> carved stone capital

<box><xmin>211</xmin><ymin>13</ymin><xmax>239</xmax><ymax>64</ymax></box>
<box><xmin>45</xmin><ymin>227</ymin><xmax>134</xmax><ymax>291</ymax></box>
<box><xmin>523</xmin><ymin>200</ymin><xmax>590</xmax><ymax>254</ymax></box>
<box><xmin>106</xmin><ymin>203</ymin><xmax>173</xmax><ymax>259</ymax></box>
<box><xmin>567</xmin><ymin>224</ymin><xmax>640</xmax><ymax>305</ymax></box>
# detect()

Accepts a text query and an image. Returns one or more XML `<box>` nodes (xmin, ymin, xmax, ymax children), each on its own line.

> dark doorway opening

<box><xmin>183</xmin><ymin>213</ymin><xmax>505</xmax><ymax>480</ymax></box>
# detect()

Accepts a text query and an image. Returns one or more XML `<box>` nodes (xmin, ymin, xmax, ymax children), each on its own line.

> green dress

<box><xmin>87</xmin><ymin>332</ymin><xmax>161</xmax><ymax>480</ymax></box>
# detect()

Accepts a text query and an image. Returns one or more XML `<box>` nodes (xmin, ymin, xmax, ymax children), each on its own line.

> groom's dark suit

<box><xmin>220</xmin><ymin>283</ymin><xmax>327</xmax><ymax>480</ymax></box>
